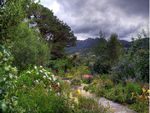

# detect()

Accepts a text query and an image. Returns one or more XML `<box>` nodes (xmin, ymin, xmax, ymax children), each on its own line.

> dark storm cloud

<box><xmin>113</xmin><ymin>0</ymin><xmax>149</xmax><ymax>17</ymax></box>
<box><xmin>44</xmin><ymin>0</ymin><xmax>149</xmax><ymax>40</ymax></box>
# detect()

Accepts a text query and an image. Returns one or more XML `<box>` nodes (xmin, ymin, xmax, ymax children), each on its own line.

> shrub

<box><xmin>0</xmin><ymin>45</ymin><xmax>18</xmax><ymax>112</ymax></box>
<box><xmin>2</xmin><ymin>65</ymin><xmax>75</xmax><ymax>113</ymax></box>
<box><xmin>49</xmin><ymin>58</ymin><xmax>72</xmax><ymax>76</ymax></box>
<box><xmin>130</xmin><ymin>101</ymin><xmax>148</xmax><ymax>113</ymax></box>
<box><xmin>125</xmin><ymin>82</ymin><xmax>142</xmax><ymax>103</ymax></box>
<box><xmin>71</xmin><ymin>78</ymin><xmax>82</xmax><ymax>86</ymax></box>
<box><xmin>93</xmin><ymin>59</ymin><xmax>111</xmax><ymax>74</ymax></box>
<box><xmin>10</xmin><ymin>22</ymin><xmax>50</xmax><ymax>70</ymax></box>
<box><xmin>65</xmin><ymin>65</ymin><xmax>90</xmax><ymax>79</ymax></box>
<box><xmin>111</xmin><ymin>38</ymin><xmax>149</xmax><ymax>83</ymax></box>
<box><xmin>16</xmin><ymin>86</ymin><xmax>71</xmax><ymax>113</ymax></box>
<box><xmin>77</xmin><ymin>97</ymin><xmax>107</xmax><ymax>113</ymax></box>
<box><xmin>113</xmin><ymin>84</ymin><xmax>126</xmax><ymax>103</ymax></box>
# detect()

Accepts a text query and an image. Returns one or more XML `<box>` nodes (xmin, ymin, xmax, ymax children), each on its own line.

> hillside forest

<box><xmin>0</xmin><ymin>0</ymin><xmax>149</xmax><ymax>113</ymax></box>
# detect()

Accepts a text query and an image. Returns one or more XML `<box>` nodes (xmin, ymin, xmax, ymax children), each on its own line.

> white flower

<box><xmin>47</xmin><ymin>72</ymin><xmax>51</xmax><ymax>74</ymax></box>
<box><xmin>48</xmin><ymin>77</ymin><xmax>51</xmax><ymax>81</ymax></box>
<box><xmin>39</xmin><ymin>70</ymin><xmax>43</xmax><ymax>73</ymax></box>
<box><xmin>34</xmin><ymin>66</ymin><xmax>37</xmax><ymax>69</ymax></box>
<box><xmin>26</xmin><ymin>71</ymin><xmax>31</xmax><ymax>74</ymax></box>
<box><xmin>53</xmin><ymin>77</ymin><xmax>56</xmax><ymax>81</ymax></box>
<box><xmin>3</xmin><ymin>78</ymin><xmax>6</xmax><ymax>81</ymax></box>
<box><xmin>57</xmin><ymin>82</ymin><xmax>60</xmax><ymax>86</ymax></box>
<box><xmin>51</xmin><ymin>74</ymin><xmax>54</xmax><ymax>78</ymax></box>
<box><xmin>43</xmin><ymin>75</ymin><xmax>46</xmax><ymax>79</ymax></box>
<box><xmin>45</xmin><ymin>73</ymin><xmax>48</xmax><ymax>77</ymax></box>
<box><xmin>9</xmin><ymin>74</ymin><xmax>13</xmax><ymax>79</ymax></box>
<box><xmin>35</xmin><ymin>80</ymin><xmax>39</xmax><ymax>83</ymax></box>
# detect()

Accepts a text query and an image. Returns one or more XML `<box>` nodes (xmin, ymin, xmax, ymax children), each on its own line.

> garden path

<box><xmin>76</xmin><ymin>84</ymin><xmax>137</xmax><ymax>113</ymax></box>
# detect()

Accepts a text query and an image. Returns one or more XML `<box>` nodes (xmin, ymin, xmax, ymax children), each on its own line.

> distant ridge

<box><xmin>65</xmin><ymin>38</ymin><xmax>131</xmax><ymax>54</ymax></box>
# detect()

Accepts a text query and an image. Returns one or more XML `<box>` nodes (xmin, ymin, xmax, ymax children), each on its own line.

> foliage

<box><xmin>0</xmin><ymin>0</ymin><xmax>34</xmax><ymax>44</ymax></box>
<box><xmin>10</xmin><ymin>22</ymin><xmax>50</xmax><ymax>70</ymax></box>
<box><xmin>1</xmin><ymin>65</ymin><xmax>76</xmax><ymax>113</ymax></box>
<box><xmin>71</xmin><ymin>78</ymin><xmax>82</xmax><ymax>86</ymax></box>
<box><xmin>49</xmin><ymin>58</ymin><xmax>73</xmax><ymax>76</ymax></box>
<box><xmin>27</xmin><ymin>3</ymin><xmax>76</xmax><ymax>58</ymax></box>
<box><xmin>93</xmin><ymin>59</ymin><xmax>111</xmax><ymax>74</ymax></box>
<box><xmin>93</xmin><ymin>32</ymin><xmax>123</xmax><ymax>74</ymax></box>
<box><xmin>0</xmin><ymin>45</ymin><xmax>18</xmax><ymax>112</ymax></box>
<box><xmin>85</xmin><ymin>76</ymin><xmax>149</xmax><ymax>113</ymax></box>
<box><xmin>107</xmin><ymin>33</ymin><xmax>123</xmax><ymax>65</ymax></box>
<box><xmin>130</xmin><ymin>101</ymin><xmax>148</xmax><ymax>113</ymax></box>
<box><xmin>112</xmin><ymin>38</ymin><xmax>149</xmax><ymax>83</ymax></box>
<box><xmin>76</xmin><ymin>97</ymin><xmax>107</xmax><ymax>113</ymax></box>
<box><xmin>65</xmin><ymin>65</ymin><xmax>90</xmax><ymax>78</ymax></box>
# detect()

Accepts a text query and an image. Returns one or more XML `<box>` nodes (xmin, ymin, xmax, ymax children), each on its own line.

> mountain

<box><xmin>65</xmin><ymin>38</ymin><xmax>131</xmax><ymax>54</ymax></box>
<box><xmin>65</xmin><ymin>38</ymin><xmax>100</xmax><ymax>54</ymax></box>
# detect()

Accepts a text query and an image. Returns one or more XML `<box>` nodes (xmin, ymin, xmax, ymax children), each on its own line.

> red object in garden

<box><xmin>83</xmin><ymin>74</ymin><xmax>93</xmax><ymax>79</ymax></box>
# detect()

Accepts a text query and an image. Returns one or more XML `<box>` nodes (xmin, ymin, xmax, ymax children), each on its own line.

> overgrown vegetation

<box><xmin>0</xmin><ymin>0</ymin><xmax>149</xmax><ymax>113</ymax></box>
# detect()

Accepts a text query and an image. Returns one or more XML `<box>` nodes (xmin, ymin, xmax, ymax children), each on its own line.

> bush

<box><xmin>0</xmin><ymin>45</ymin><xmax>18</xmax><ymax>112</ymax></box>
<box><xmin>93</xmin><ymin>59</ymin><xmax>111</xmax><ymax>74</ymax></box>
<box><xmin>77</xmin><ymin>97</ymin><xmax>107</xmax><ymax>113</ymax></box>
<box><xmin>125</xmin><ymin>82</ymin><xmax>142</xmax><ymax>103</ymax></box>
<box><xmin>130</xmin><ymin>101</ymin><xmax>148</xmax><ymax>113</ymax></box>
<box><xmin>2</xmin><ymin>65</ymin><xmax>75</xmax><ymax>113</ymax></box>
<box><xmin>71</xmin><ymin>78</ymin><xmax>82</xmax><ymax>86</ymax></box>
<box><xmin>49</xmin><ymin>58</ymin><xmax>73</xmax><ymax>76</ymax></box>
<box><xmin>111</xmin><ymin>38</ymin><xmax>149</xmax><ymax>83</ymax></box>
<box><xmin>10</xmin><ymin>22</ymin><xmax>50</xmax><ymax>70</ymax></box>
<box><xmin>65</xmin><ymin>65</ymin><xmax>90</xmax><ymax>79</ymax></box>
<box><xmin>16</xmin><ymin>86</ymin><xmax>71</xmax><ymax>113</ymax></box>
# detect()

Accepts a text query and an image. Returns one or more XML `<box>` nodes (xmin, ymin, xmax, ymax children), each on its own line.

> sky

<box><xmin>40</xmin><ymin>0</ymin><xmax>149</xmax><ymax>41</ymax></box>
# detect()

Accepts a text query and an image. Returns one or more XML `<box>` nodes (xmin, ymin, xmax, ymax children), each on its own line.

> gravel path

<box><xmin>76</xmin><ymin>84</ymin><xmax>137</xmax><ymax>113</ymax></box>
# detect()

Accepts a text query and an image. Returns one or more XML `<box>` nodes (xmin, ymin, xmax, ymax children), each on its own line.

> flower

<box><xmin>142</xmin><ymin>88</ymin><xmax>146</xmax><ymax>93</ymax></box>
<box><xmin>26</xmin><ymin>71</ymin><xmax>31</xmax><ymax>74</ymax></box>
<box><xmin>147</xmin><ymin>90</ymin><xmax>150</xmax><ymax>93</ymax></box>
<box><xmin>43</xmin><ymin>75</ymin><xmax>46</xmax><ymax>79</ymax></box>
<box><xmin>83</xmin><ymin>74</ymin><xmax>93</xmax><ymax>79</ymax></box>
<box><xmin>34</xmin><ymin>66</ymin><xmax>37</xmax><ymax>69</ymax></box>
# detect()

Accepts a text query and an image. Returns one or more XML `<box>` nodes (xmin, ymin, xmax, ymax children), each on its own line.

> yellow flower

<box><xmin>142</xmin><ymin>88</ymin><xmax>146</xmax><ymax>93</ymax></box>
<box><xmin>147</xmin><ymin>89</ymin><xmax>150</xmax><ymax>93</ymax></box>
<box><xmin>76</xmin><ymin>89</ymin><xmax>81</xmax><ymax>95</ymax></box>
<box><xmin>131</xmin><ymin>92</ymin><xmax>135</xmax><ymax>98</ymax></box>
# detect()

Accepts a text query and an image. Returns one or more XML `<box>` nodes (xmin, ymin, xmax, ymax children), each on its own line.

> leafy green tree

<box><xmin>94</xmin><ymin>31</ymin><xmax>107</xmax><ymax>57</ymax></box>
<box><xmin>107</xmin><ymin>33</ymin><xmax>123</xmax><ymax>65</ymax></box>
<box><xmin>10</xmin><ymin>22</ymin><xmax>50</xmax><ymax>70</ymax></box>
<box><xmin>93</xmin><ymin>31</ymin><xmax>110</xmax><ymax>74</ymax></box>
<box><xmin>112</xmin><ymin>34</ymin><xmax>149</xmax><ymax>83</ymax></box>
<box><xmin>27</xmin><ymin>3</ymin><xmax>76</xmax><ymax>59</ymax></box>
<box><xmin>0</xmin><ymin>0</ymin><xmax>31</xmax><ymax>44</ymax></box>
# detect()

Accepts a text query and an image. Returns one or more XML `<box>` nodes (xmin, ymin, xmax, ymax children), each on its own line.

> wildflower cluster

<box><xmin>131</xmin><ymin>87</ymin><xmax>150</xmax><ymax>101</ymax></box>
<box><xmin>17</xmin><ymin>66</ymin><xmax>60</xmax><ymax>92</ymax></box>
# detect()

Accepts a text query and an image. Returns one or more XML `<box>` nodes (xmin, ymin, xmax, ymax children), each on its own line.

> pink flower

<box><xmin>83</xmin><ymin>74</ymin><xmax>93</xmax><ymax>79</ymax></box>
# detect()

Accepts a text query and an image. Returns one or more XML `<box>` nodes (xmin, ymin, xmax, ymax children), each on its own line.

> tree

<box><xmin>93</xmin><ymin>31</ymin><xmax>110</xmax><ymax>74</ymax></box>
<box><xmin>94</xmin><ymin>31</ymin><xmax>107</xmax><ymax>57</ymax></box>
<box><xmin>0</xmin><ymin>0</ymin><xmax>32</xmax><ymax>44</ymax></box>
<box><xmin>27</xmin><ymin>3</ymin><xmax>76</xmax><ymax>59</ymax></box>
<box><xmin>107</xmin><ymin>33</ymin><xmax>123</xmax><ymax>65</ymax></box>
<box><xmin>10</xmin><ymin>22</ymin><xmax>50</xmax><ymax>70</ymax></box>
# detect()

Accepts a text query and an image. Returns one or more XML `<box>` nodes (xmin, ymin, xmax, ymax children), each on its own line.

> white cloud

<box><xmin>40</xmin><ymin>0</ymin><xmax>60</xmax><ymax>14</ymax></box>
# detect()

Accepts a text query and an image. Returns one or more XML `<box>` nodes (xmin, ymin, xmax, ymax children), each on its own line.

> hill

<box><xmin>65</xmin><ymin>38</ymin><xmax>131</xmax><ymax>54</ymax></box>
